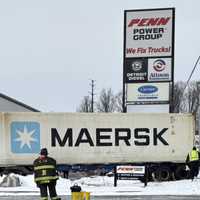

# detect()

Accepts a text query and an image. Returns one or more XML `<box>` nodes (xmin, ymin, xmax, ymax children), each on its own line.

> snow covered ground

<box><xmin>0</xmin><ymin>174</ymin><xmax>199</xmax><ymax>196</ymax></box>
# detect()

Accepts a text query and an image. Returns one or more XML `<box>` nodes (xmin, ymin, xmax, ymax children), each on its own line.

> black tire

<box><xmin>152</xmin><ymin>167</ymin><xmax>171</xmax><ymax>182</ymax></box>
<box><xmin>174</xmin><ymin>165</ymin><xmax>189</xmax><ymax>180</ymax></box>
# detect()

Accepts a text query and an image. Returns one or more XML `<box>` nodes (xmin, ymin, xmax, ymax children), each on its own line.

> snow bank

<box><xmin>0</xmin><ymin>174</ymin><xmax>199</xmax><ymax>196</ymax></box>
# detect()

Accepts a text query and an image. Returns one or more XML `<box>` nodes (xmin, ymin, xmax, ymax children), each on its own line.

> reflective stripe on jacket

<box><xmin>189</xmin><ymin>150</ymin><xmax>199</xmax><ymax>161</ymax></box>
<box><xmin>33</xmin><ymin>156</ymin><xmax>58</xmax><ymax>184</ymax></box>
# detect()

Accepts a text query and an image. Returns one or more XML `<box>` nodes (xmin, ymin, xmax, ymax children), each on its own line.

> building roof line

<box><xmin>0</xmin><ymin>93</ymin><xmax>40</xmax><ymax>112</ymax></box>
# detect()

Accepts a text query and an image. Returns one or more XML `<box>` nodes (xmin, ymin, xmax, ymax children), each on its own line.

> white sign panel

<box><xmin>148</xmin><ymin>58</ymin><xmax>172</xmax><ymax>81</ymax></box>
<box><xmin>127</xmin><ymin>104</ymin><xmax>169</xmax><ymax>113</ymax></box>
<box><xmin>117</xmin><ymin>165</ymin><xmax>145</xmax><ymax>174</ymax></box>
<box><xmin>127</xmin><ymin>82</ymin><xmax>169</xmax><ymax>102</ymax></box>
<box><xmin>125</xmin><ymin>8</ymin><xmax>174</xmax><ymax>57</ymax></box>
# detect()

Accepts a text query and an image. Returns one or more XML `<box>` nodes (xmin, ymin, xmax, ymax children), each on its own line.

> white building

<box><xmin>0</xmin><ymin>93</ymin><xmax>39</xmax><ymax>112</ymax></box>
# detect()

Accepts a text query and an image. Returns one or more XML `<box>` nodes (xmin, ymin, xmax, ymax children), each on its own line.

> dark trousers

<box><xmin>39</xmin><ymin>181</ymin><xmax>60</xmax><ymax>199</ymax></box>
<box><xmin>188</xmin><ymin>161</ymin><xmax>199</xmax><ymax>180</ymax></box>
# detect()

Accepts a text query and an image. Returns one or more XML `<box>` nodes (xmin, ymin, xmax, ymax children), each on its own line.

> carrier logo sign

<box><xmin>11</xmin><ymin>122</ymin><xmax>40</xmax><ymax>154</ymax></box>
<box><xmin>138</xmin><ymin>85</ymin><xmax>159</xmax><ymax>100</ymax></box>
<box><xmin>127</xmin><ymin>83</ymin><xmax>169</xmax><ymax>102</ymax></box>
<box><xmin>138</xmin><ymin>85</ymin><xmax>158</xmax><ymax>94</ymax></box>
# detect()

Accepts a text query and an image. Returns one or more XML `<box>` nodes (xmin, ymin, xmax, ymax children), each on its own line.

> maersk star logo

<box><xmin>11</xmin><ymin>122</ymin><xmax>40</xmax><ymax>153</ymax></box>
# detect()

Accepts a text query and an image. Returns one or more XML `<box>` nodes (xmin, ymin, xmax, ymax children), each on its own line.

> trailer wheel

<box><xmin>174</xmin><ymin>165</ymin><xmax>189</xmax><ymax>180</ymax></box>
<box><xmin>152</xmin><ymin>167</ymin><xmax>171</xmax><ymax>182</ymax></box>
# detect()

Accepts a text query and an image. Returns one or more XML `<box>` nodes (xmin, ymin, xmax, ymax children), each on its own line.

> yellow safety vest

<box><xmin>189</xmin><ymin>150</ymin><xmax>199</xmax><ymax>161</ymax></box>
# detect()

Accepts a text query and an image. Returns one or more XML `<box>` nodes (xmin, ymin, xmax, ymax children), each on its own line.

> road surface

<box><xmin>0</xmin><ymin>195</ymin><xmax>199</xmax><ymax>200</ymax></box>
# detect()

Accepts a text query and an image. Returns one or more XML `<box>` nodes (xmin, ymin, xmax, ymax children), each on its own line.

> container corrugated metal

<box><xmin>0</xmin><ymin>112</ymin><xmax>195</xmax><ymax>166</ymax></box>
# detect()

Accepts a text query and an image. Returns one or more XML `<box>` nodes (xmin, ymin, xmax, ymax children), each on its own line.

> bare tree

<box><xmin>173</xmin><ymin>81</ymin><xmax>187</xmax><ymax>113</ymax></box>
<box><xmin>183</xmin><ymin>81</ymin><xmax>200</xmax><ymax>136</ymax></box>
<box><xmin>77</xmin><ymin>96</ymin><xmax>92</xmax><ymax>112</ymax></box>
<box><xmin>96</xmin><ymin>88</ymin><xmax>116</xmax><ymax>112</ymax></box>
<box><xmin>115</xmin><ymin>91</ymin><xmax>123</xmax><ymax>112</ymax></box>
<box><xmin>186</xmin><ymin>81</ymin><xmax>200</xmax><ymax>114</ymax></box>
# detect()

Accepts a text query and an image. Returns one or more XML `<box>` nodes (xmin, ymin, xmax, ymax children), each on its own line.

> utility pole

<box><xmin>89</xmin><ymin>79</ymin><xmax>95</xmax><ymax>112</ymax></box>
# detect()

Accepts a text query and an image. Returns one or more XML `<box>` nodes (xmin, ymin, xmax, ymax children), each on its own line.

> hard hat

<box><xmin>40</xmin><ymin>148</ymin><xmax>48</xmax><ymax>156</ymax></box>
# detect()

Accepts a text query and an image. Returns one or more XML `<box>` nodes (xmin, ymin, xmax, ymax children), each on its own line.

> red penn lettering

<box><xmin>128</xmin><ymin>17</ymin><xmax>170</xmax><ymax>27</ymax></box>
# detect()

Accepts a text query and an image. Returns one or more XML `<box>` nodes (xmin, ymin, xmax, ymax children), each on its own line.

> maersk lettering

<box><xmin>115</xmin><ymin>128</ymin><xmax>131</xmax><ymax>146</ymax></box>
<box><xmin>134</xmin><ymin>128</ymin><xmax>150</xmax><ymax>146</ymax></box>
<box><xmin>51</xmin><ymin>128</ymin><xmax>169</xmax><ymax>147</ymax></box>
<box><xmin>51</xmin><ymin>128</ymin><xmax>73</xmax><ymax>146</ymax></box>
<box><xmin>75</xmin><ymin>128</ymin><xmax>94</xmax><ymax>147</ymax></box>
<box><xmin>96</xmin><ymin>128</ymin><xmax>112</xmax><ymax>146</ymax></box>
<box><xmin>153</xmin><ymin>128</ymin><xmax>168</xmax><ymax>145</ymax></box>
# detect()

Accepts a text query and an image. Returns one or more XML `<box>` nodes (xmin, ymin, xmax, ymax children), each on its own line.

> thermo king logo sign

<box><xmin>11</xmin><ymin>122</ymin><xmax>40</xmax><ymax>154</ymax></box>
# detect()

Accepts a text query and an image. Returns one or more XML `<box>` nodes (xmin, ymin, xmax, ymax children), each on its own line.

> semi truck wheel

<box><xmin>173</xmin><ymin>165</ymin><xmax>189</xmax><ymax>180</ymax></box>
<box><xmin>152</xmin><ymin>167</ymin><xmax>171</xmax><ymax>182</ymax></box>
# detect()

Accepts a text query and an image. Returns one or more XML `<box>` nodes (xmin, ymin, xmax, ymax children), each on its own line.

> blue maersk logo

<box><xmin>11</xmin><ymin>122</ymin><xmax>40</xmax><ymax>154</ymax></box>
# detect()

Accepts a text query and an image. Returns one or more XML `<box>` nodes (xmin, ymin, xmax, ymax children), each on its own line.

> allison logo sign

<box><xmin>138</xmin><ymin>85</ymin><xmax>158</xmax><ymax>94</ymax></box>
<box><xmin>153</xmin><ymin>59</ymin><xmax>166</xmax><ymax>72</ymax></box>
<box><xmin>148</xmin><ymin>58</ymin><xmax>171</xmax><ymax>81</ymax></box>
<box><xmin>127</xmin><ymin>83</ymin><xmax>169</xmax><ymax>102</ymax></box>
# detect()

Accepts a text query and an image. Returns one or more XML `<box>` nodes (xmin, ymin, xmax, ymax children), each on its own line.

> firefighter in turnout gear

<box><xmin>186</xmin><ymin>146</ymin><xmax>200</xmax><ymax>181</ymax></box>
<box><xmin>33</xmin><ymin>148</ymin><xmax>61</xmax><ymax>200</ymax></box>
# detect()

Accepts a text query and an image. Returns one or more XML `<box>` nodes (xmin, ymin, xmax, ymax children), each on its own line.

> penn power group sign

<box><xmin>125</xmin><ymin>8</ymin><xmax>174</xmax><ymax>58</ymax></box>
<box><xmin>123</xmin><ymin>8</ymin><xmax>175</xmax><ymax>111</ymax></box>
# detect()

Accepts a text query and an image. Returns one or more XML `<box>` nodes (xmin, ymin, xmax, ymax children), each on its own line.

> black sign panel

<box><xmin>125</xmin><ymin>58</ymin><xmax>148</xmax><ymax>83</ymax></box>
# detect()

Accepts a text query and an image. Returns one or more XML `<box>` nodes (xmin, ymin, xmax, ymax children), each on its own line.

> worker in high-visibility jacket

<box><xmin>186</xmin><ymin>146</ymin><xmax>200</xmax><ymax>181</ymax></box>
<box><xmin>33</xmin><ymin>148</ymin><xmax>61</xmax><ymax>200</ymax></box>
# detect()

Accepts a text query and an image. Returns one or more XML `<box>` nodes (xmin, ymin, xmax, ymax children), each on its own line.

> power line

<box><xmin>181</xmin><ymin>55</ymin><xmax>200</xmax><ymax>95</ymax></box>
<box><xmin>183</xmin><ymin>55</ymin><xmax>200</xmax><ymax>92</ymax></box>
<box><xmin>89</xmin><ymin>79</ymin><xmax>96</xmax><ymax>112</ymax></box>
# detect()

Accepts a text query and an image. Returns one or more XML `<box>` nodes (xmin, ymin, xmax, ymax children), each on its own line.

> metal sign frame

<box><xmin>122</xmin><ymin>7</ymin><xmax>175</xmax><ymax>112</ymax></box>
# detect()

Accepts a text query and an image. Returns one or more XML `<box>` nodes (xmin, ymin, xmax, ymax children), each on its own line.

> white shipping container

<box><xmin>0</xmin><ymin>112</ymin><xmax>195</xmax><ymax>166</ymax></box>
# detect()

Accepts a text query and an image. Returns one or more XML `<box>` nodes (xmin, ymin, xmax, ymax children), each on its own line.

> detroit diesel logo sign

<box><xmin>131</xmin><ymin>61</ymin><xmax>143</xmax><ymax>71</ymax></box>
<box><xmin>11</xmin><ymin>122</ymin><xmax>40</xmax><ymax>154</ymax></box>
